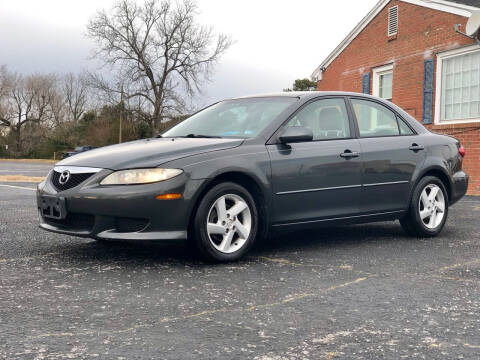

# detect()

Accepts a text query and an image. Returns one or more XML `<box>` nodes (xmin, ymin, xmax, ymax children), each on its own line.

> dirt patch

<box><xmin>0</xmin><ymin>159</ymin><xmax>56</xmax><ymax>164</ymax></box>
<box><xmin>0</xmin><ymin>175</ymin><xmax>45</xmax><ymax>182</ymax></box>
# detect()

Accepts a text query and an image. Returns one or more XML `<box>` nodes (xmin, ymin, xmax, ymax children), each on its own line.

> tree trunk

<box><xmin>12</xmin><ymin>126</ymin><xmax>22</xmax><ymax>155</ymax></box>
<box><xmin>152</xmin><ymin>101</ymin><xmax>162</xmax><ymax>131</ymax></box>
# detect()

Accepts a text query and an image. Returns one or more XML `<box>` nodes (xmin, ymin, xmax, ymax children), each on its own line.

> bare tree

<box><xmin>0</xmin><ymin>69</ymin><xmax>59</xmax><ymax>154</ymax></box>
<box><xmin>0</xmin><ymin>66</ymin><xmax>14</xmax><ymax>152</ymax></box>
<box><xmin>0</xmin><ymin>66</ymin><xmax>10</xmax><ymax>100</ymax></box>
<box><xmin>87</xmin><ymin>0</ymin><xmax>232</xmax><ymax>129</ymax></box>
<box><xmin>63</xmin><ymin>72</ymin><xmax>89</xmax><ymax>122</ymax></box>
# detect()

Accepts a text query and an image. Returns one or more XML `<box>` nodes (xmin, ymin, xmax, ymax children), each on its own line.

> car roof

<box><xmin>229</xmin><ymin>91</ymin><xmax>382</xmax><ymax>100</ymax></box>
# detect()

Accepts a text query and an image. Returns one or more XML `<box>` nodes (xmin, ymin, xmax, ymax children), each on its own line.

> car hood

<box><xmin>56</xmin><ymin>138</ymin><xmax>244</xmax><ymax>170</ymax></box>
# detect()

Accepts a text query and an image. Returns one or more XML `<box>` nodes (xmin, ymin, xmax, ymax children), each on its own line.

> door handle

<box><xmin>409</xmin><ymin>143</ymin><xmax>424</xmax><ymax>151</ymax></box>
<box><xmin>340</xmin><ymin>150</ymin><xmax>359</xmax><ymax>158</ymax></box>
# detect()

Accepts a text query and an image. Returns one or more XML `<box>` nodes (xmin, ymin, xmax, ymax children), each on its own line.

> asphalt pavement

<box><xmin>0</xmin><ymin>160</ymin><xmax>53</xmax><ymax>178</ymax></box>
<box><xmin>0</xmin><ymin>162</ymin><xmax>479</xmax><ymax>359</ymax></box>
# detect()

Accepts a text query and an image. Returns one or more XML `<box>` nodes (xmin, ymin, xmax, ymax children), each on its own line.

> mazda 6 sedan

<box><xmin>37</xmin><ymin>92</ymin><xmax>469</xmax><ymax>262</ymax></box>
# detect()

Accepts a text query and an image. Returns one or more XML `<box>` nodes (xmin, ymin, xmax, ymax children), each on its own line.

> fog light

<box><xmin>156</xmin><ymin>193</ymin><xmax>182</xmax><ymax>200</ymax></box>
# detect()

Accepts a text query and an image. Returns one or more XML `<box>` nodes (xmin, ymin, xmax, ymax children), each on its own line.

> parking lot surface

<box><xmin>1</xmin><ymin>162</ymin><xmax>479</xmax><ymax>359</ymax></box>
<box><xmin>0</xmin><ymin>160</ymin><xmax>52</xmax><ymax>178</ymax></box>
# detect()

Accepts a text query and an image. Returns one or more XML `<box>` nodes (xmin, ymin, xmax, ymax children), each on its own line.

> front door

<box><xmin>267</xmin><ymin>97</ymin><xmax>362</xmax><ymax>225</ymax></box>
<box><xmin>349</xmin><ymin>97</ymin><xmax>426</xmax><ymax>213</ymax></box>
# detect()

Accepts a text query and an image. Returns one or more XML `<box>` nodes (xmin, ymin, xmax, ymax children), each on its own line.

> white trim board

<box><xmin>311</xmin><ymin>0</ymin><xmax>478</xmax><ymax>81</ymax></box>
<box><xmin>401</xmin><ymin>0</ymin><xmax>478</xmax><ymax>16</ymax></box>
<box><xmin>434</xmin><ymin>44</ymin><xmax>480</xmax><ymax>125</ymax></box>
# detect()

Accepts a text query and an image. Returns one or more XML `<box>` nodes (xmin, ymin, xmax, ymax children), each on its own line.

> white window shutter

<box><xmin>388</xmin><ymin>6</ymin><xmax>398</xmax><ymax>36</ymax></box>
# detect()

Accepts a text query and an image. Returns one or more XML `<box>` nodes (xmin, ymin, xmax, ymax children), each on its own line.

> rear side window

<box><xmin>351</xmin><ymin>99</ymin><xmax>399</xmax><ymax>137</ymax></box>
<box><xmin>398</xmin><ymin>118</ymin><xmax>415</xmax><ymax>135</ymax></box>
<box><xmin>286</xmin><ymin>98</ymin><xmax>351</xmax><ymax>140</ymax></box>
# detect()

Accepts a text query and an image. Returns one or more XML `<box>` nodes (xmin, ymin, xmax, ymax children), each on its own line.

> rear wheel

<box><xmin>400</xmin><ymin>176</ymin><xmax>448</xmax><ymax>237</ymax></box>
<box><xmin>191</xmin><ymin>182</ymin><xmax>258</xmax><ymax>262</ymax></box>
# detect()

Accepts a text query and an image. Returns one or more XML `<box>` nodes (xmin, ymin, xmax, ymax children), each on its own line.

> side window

<box><xmin>398</xmin><ymin>118</ymin><xmax>415</xmax><ymax>135</ymax></box>
<box><xmin>287</xmin><ymin>98</ymin><xmax>351</xmax><ymax>140</ymax></box>
<box><xmin>351</xmin><ymin>99</ymin><xmax>400</xmax><ymax>137</ymax></box>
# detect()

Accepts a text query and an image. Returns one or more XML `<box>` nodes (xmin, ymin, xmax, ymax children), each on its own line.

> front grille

<box><xmin>51</xmin><ymin>171</ymin><xmax>95</xmax><ymax>192</ymax></box>
<box><xmin>115</xmin><ymin>217</ymin><xmax>149</xmax><ymax>233</ymax></box>
<box><xmin>42</xmin><ymin>213</ymin><xmax>95</xmax><ymax>232</ymax></box>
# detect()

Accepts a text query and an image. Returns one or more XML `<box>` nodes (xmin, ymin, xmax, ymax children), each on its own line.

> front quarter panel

<box><xmin>161</xmin><ymin>142</ymin><xmax>272</xmax><ymax>219</ymax></box>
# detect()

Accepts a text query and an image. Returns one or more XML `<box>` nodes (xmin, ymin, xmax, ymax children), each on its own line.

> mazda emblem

<box><xmin>59</xmin><ymin>170</ymin><xmax>71</xmax><ymax>185</ymax></box>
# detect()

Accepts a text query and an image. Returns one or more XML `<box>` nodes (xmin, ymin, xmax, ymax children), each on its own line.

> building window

<box><xmin>388</xmin><ymin>6</ymin><xmax>398</xmax><ymax>36</ymax></box>
<box><xmin>372</xmin><ymin>64</ymin><xmax>394</xmax><ymax>101</ymax></box>
<box><xmin>435</xmin><ymin>45</ymin><xmax>480</xmax><ymax>124</ymax></box>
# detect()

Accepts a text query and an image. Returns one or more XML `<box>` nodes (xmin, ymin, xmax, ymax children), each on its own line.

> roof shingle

<box><xmin>447</xmin><ymin>0</ymin><xmax>480</xmax><ymax>8</ymax></box>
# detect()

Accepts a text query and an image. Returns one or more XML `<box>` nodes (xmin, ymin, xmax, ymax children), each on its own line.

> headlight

<box><xmin>100</xmin><ymin>168</ymin><xmax>183</xmax><ymax>185</ymax></box>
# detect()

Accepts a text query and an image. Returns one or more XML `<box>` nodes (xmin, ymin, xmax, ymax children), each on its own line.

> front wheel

<box><xmin>191</xmin><ymin>182</ymin><xmax>258</xmax><ymax>262</ymax></box>
<box><xmin>400</xmin><ymin>176</ymin><xmax>448</xmax><ymax>237</ymax></box>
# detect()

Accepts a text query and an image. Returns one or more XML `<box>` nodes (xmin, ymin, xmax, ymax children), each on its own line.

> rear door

<box><xmin>349</xmin><ymin>97</ymin><xmax>426</xmax><ymax>213</ymax></box>
<box><xmin>267</xmin><ymin>97</ymin><xmax>362</xmax><ymax>224</ymax></box>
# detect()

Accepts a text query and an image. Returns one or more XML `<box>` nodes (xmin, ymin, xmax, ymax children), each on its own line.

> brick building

<box><xmin>312</xmin><ymin>0</ymin><xmax>480</xmax><ymax>194</ymax></box>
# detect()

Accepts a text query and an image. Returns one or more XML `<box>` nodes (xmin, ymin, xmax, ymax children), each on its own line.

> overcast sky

<box><xmin>0</xmin><ymin>0</ymin><xmax>377</xmax><ymax>106</ymax></box>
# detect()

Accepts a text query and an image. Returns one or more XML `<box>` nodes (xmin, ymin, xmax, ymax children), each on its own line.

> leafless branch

<box><xmin>87</xmin><ymin>0</ymin><xmax>232</xmax><ymax>129</ymax></box>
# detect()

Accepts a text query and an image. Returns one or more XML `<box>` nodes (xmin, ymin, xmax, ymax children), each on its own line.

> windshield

<box><xmin>162</xmin><ymin>97</ymin><xmax>297</xmax><ymax>138</ymax></box>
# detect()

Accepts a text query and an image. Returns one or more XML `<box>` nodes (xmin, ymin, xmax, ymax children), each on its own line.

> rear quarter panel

<box><xmin>423</xmin><ymin>133</ymin><xmax>461</xmax><ymax>176</ymax></box>
<box><xmin>410</xmin><ymin>132</ymin><xmax>461</xmax><ymax>202</ymax></box>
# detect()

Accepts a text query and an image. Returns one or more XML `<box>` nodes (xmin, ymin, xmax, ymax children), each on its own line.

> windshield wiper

<box><xmin>182</xmin><ymin>134</ymin><xmax>222</xmax><ymax>138</ymax></box>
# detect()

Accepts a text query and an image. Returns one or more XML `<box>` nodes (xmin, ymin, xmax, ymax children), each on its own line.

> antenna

<box><xmin>455</xmin><ymin>11</ymin><xmax>480</xmax><ymax>45</ymax></box>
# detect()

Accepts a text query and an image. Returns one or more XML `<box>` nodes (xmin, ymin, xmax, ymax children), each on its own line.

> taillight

<box><xmin>458</xmin><ymin>145</ymin><xmax>466</xmax><ymax>157</ymax></box>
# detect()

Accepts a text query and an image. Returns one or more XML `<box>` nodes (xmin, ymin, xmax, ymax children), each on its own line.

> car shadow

<box><xmin>49</xmin><ymin>221</ymin><xmax>415</xmax><ymax>267</ymax></box>
<box><xmin>252</xmin><ymin>222</ymin><xmax>409</xmax><ymax>254</ymax></box>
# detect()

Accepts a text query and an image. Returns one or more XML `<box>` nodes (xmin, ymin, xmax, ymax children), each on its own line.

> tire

<box><xmin>400</xmin><ymin>176</ymin><xmax>449</xmax><ymax>237</ymax></box>
<box><xmin>191</xmin><ymin>182</ymin><xmax>259</xmax><ymax>262</ymax></box>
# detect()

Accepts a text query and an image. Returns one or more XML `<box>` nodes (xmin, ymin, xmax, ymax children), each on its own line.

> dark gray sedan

<box><xmin>37</xmin><ymin>92</ymin><xmax>468</xmax><ymax>261</ymax></box>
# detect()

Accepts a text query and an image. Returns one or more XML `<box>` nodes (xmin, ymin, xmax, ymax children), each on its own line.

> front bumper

<box><xmin>37</xmin><ymin>170</ymin><xmax>206</xmax><ymax>241</ymax></box>
<box><xmin>450</xmin><ymin>170</ymin><xmax>469</xmax><ymax>205</ymax></box>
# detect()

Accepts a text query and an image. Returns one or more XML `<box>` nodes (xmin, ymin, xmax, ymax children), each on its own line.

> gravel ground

<box><xmin>0</xmin><ymin>168</ymin><xmax>479</xmax><ymax>359</ymax></box>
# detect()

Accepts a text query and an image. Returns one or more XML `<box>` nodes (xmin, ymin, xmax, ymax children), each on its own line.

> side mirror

<box><xmin>279</xmin><ymin>126</ymin><xmax>313</xmax><ymax>144</ymax></box>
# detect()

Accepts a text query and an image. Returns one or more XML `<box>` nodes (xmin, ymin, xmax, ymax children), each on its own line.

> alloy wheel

<box><xmin>418</xmin><ymin>184</ymin><xmax>445</xmax><ymax>229</ymax></box>
<box><xmin>206</xmin><ymin>194</ymin><xmax>252</xmax><ymax>254</ymax></box>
